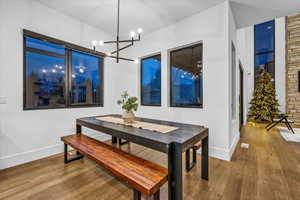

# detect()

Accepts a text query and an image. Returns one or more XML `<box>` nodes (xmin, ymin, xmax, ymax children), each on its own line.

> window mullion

<box><xmin>66</xmin><ymin>49</ymin><xmax>72</xmax><ymax>108</ymax></box>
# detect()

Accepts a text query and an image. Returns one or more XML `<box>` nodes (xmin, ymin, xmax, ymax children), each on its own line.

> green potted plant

<box><xmin>117</xmin><ymin>91</ymin><xmax>138</xmax><ymax>123</ymax></box>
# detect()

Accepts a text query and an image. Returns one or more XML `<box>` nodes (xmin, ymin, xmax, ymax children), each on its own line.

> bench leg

<box><xmin>64</xmin><ymin>143</ymin><xmax>84</xmax><ymax>164</ymax></box>
<box><xmin>118</xmin><ymin>138</ymin><xmax>129</xmax><ymax>145</ymax></box>
<box><xmin>133</xmin><ymin>190</ymin><xmax>141</xmax><ymax>200</ymax></box>
<box><xmin>153</xmin><ymin>190</ymin><xmax>160</xmax><ymax>200</ymax></box>
<box><xmin>133</xmin><ymin>190</ymin><xmax>160</xmax><ymax>200</ymax></box>
<box><xmin>185</xmin><ymin>148</ymin><xmax>196</xmax><ymax>172</ymax></box>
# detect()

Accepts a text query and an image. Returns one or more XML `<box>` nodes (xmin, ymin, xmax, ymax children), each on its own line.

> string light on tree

<box><xmin>247</xmin><ymin>71</ymin><xmax>279</xmax><ymax>122</ymax></box>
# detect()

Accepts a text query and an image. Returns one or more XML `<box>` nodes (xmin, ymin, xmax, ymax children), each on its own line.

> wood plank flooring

<box><xmin>0</xmin><ymin>123</ymin><xmax>300</xmax><ymax>200</ymax></box>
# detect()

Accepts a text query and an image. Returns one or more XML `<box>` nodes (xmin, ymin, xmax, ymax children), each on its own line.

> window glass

<box><xmin>141</xmin><ymin>55</ymin><xmax>161</xmax><ymax>106</ymax></box>
<box><xmin>24</xmin><ymin>32</ymin><xmax>103</xmax><ymax>110</ymax></box>
<box><xmin>26</xmin><ymin>37</ymin><xmax>65</xmax><ymax>55</ymax></box>
<box><xmin>170</xmin><ymin>44</ymin><xmax>203</xmax><ymax>107</ymax></box>
<box><xmin>25</xmin><ymin>52</ymin><xmax>66</xmax><ymax>109</ymax></box>
<box><xmin>71</xmin><ymin>51</ymin><xmax>101</xmax><ymax>105</ymax></box>
<box><xmin>254</xmin><ymin>20</ymin><xmax>275</xmax><ymax>86</ymax></box>
<box><xmin>254</xmin><ymin>20</ymin><xmax>275</xmax><ymax>54</ymax></box>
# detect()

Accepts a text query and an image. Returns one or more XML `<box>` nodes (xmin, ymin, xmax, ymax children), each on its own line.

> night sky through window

<box><xmin>254</xmin><ymin>20</ymin><xmax>275</xmax><ymax>85</ymax></box>
<box><xmin>141</xmin><ymin>55</ymin><xmax>161</xmax><ymax>106</ymax></box>
<box><xmin>24</xmin><ymin>36</ymin><xmax>102</xmax><ymax>109</ymax></box>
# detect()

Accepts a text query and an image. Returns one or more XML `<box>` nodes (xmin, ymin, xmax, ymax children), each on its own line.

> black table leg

<box><xmin>168</xmin><ymin>142</ymin><xmax>182</xmax><ymax>200</ymax></box>
<box><xmin>76</xmin><ymin>124</ymin><xmax>82</xmax><ymax>135</ymax></box>
<box><xmin>112</xmin><ymin>136</ymin><xmax>118</xmax><ymax>144</ymax></box>
<box><xmin>201</xmin><ymin>135</ymin><xmax>209</xmax><ymax>180</ymax></box>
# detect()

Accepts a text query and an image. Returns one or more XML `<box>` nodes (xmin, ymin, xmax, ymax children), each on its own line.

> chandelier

<box><xmin>91</xmin><ymin>0</ymin><xmax>142</xmax><ymax>63</ymax></box>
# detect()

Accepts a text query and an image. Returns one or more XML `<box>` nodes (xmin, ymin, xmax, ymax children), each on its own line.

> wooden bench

<box><xmin>186</xmin><ymin>141</ymin><xmax>202</xmax><ymax>172</ymax></box>
<box><xmin>61</xmin><ymin>134</ymin><xmax>168</xmax><ymax>200</ymax></box>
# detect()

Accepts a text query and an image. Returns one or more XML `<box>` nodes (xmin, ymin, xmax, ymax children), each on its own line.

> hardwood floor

<box><xmin>0</xmin><ymin>123</ymin><xmax>300</xmax><ymax>200</ymax></box>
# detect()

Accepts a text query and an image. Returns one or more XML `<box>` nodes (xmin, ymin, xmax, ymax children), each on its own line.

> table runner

<box><xmin>96</xmin><ymin>116</ymin><xmax>178</xmax><ymax>133</ymax></box>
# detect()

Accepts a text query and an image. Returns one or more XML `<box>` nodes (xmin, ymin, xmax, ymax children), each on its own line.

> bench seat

<box><xmin>61</xmin><ymin>134</ymin><xmax>168</xmax><ymax>197</ymax></box>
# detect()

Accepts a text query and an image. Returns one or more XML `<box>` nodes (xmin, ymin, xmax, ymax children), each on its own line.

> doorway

<box><xmin>239</xmin><ymin>62</ymin><xmax>244</xmax><ymax>129</ymax></box>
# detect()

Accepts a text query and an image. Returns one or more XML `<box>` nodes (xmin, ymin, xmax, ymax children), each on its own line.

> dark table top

<box><xmin>77</xmin><ymin>114</ymin><xmax>208</xmax><ymax>153</ymax></box>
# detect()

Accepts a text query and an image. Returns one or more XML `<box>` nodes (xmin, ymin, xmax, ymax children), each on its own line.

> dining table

<box><xmin>76</xmin><ymin>114</ymin><xmax>209</xmax><ymax>200</ymax></box>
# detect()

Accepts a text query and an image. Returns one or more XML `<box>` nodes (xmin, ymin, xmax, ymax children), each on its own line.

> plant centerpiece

<box><xmin>117</xmin><ymin>91</ymin><xmax>138</xmax><ymax>124</ymax></box>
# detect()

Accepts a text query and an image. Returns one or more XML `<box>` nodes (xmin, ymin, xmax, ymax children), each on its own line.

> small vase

<box><xmin>122</xmin><ymin>110</ymin><xmax>135</xmax><ymax>124</ymax></box>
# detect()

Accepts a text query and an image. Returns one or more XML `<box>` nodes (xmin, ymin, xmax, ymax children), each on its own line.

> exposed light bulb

<box><xmin>130</xmin><ymin>31</ymin><xmax>136</xmax><ymax>38</ymax></box>
<box><xmin>92</xmin><ymin>40</ymin><xmax>97</xmax><ymax>46</ymax></box>
<box><xmin>52</xmin><ymin>69</ymin><xmax>57</xmax><ymax>73</ymax></box>
<box><xmin>99</xmin><ymin>40</ymin><xmax>104</xmax><ymax>46</ymax></box>
<box><xmin>137</xmin><ymin>28</ymin><xmax>143</xmax><ymax>34</ymax></box>
<box><xmin>72</xmin><ymin>74</ymin><xmax>76</xmax><ymax>78</ymax></box>
<box><xmin>79</xmin><ymin>68</ymin><xmax>84</xmax><ymax>73</ymax></box>
<box><xmin>42</xmin><ymin>69</ymin><xmax>47</xmax><ymax>73</ymax></box>
<box><xmin>106</xmin><ymin>52</ymin><xmax>111</xmax><ymax>56</ymax></box>
<box><xmin>62</xmin><ymin>70</ymin><xmax>65</xmax><ymax>74</ymax></box>
<box><xmin>134</xmin><ymin>59</ymin><xmax>139</xmax><ymax>64</ymax></box>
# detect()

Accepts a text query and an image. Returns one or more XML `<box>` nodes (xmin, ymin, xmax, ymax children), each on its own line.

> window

<box><xmin>254</xmin><ymin>20</ymin><xmax>275</xmax><ymax>86</ymax></box>
<box><xmin>141</xmin><ymin>54</ymin><xmax>161</xmax><ymax>106</ymax></box>
<box><xmin>24</xmin><ymin>30</ymin><xmax>103</xmax><ymax>110</ymax></box>
<box><xmin>71</xmin><ymin>51</ymin><xmax>102</xmax><ymax>106</ymax></box>
<box><xmin>170</xmin><ymin>43</ymin><xmax>203</xmax><ymax>108</ymax></box>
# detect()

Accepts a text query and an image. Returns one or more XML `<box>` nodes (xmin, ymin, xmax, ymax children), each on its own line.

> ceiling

<box><xmin>230</xmin><ymin>0</ymin><xmax>300</xmax><ymax>28</ymax></box>
<box><xmin>36</xmin><ymin>0</ymin><xmax>300</xmax><ymax>36</ymax></box>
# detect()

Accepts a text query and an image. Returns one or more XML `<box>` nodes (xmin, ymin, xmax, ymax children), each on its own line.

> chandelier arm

<box><xmin>92</xmin><ymin>0</ymin><xmax>141</xmax><ymax>63</ymax></box>
<box><xmin>116</xmin><ymin>0</ymin><xmax>121</xmax><ymax>63</ymax></box>
<box><xmin>104</xmin><ymin>37</ymin><xmax>140</xmax><ymax>44</ymax></box>
<box><xmin>111</xmin><ymin>43</ymin><xmax>133</xmax><ymax>55</ymax></box>
<box><xmin>107</xmin><ymin>55</ymin><xmax>134</xmax><ymax>62</ymax></box>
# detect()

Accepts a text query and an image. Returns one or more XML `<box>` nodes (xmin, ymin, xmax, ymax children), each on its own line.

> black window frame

<box><xmin>140</xmin><ymin>54</ymin><xmax>162</xmax><ymax>107</ymax></box>
<box><xmin>254</xmin><ymin>20</ymin><xmax>275</xmax><ymax>88</ymax></box>
<box><xmin>23</xmin><ymin>29</ymin><xmax>105</xmax><ymax>110</ymax></box>
<box><xmin>169</xmin><ymin>43</ymin><xmax>203</xmax><ymax>108</ymax></box>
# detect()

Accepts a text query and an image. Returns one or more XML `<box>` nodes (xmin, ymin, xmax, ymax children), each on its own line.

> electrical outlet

<box><xmin>0</xmin><ymin>97</ymin><xmax>7</xmax><ymax>104</ymax></box>
<box><xmin>241</xmin><ymin>143</ymin><xmax>250</xmax><ymax>149</ymax></box>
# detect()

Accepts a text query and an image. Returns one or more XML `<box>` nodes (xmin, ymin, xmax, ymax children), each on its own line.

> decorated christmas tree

<box><xmin>248</xmin><ymin>71</ymin><xmax>280</xmax><ymax>122</ymax></box>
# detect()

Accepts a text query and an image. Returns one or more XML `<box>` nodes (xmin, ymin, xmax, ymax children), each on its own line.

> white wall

<box><xmin>275</xmin><ymin>17</ymin><xmax>286</xmax><ymax>113</ymax></box>
<box><xmin>237</xmin><ymin>17</ymin><xmax>286</xmax><ymax>118</ymax></box>
<box><xmin>0</xmin><ymin>0</ymin><xmax>240</xmax><ymax>169</ymax></box>
<box><xmin>0</xmin><ymin>0</ymin><xmax>120</xmax><ymax>169</ymax></box>
<box><xmin>115</xmin><ymin>1</ymin><xmax>237</xmax><ymax>161</ymax></box>
<box><xmin>228</xmin><ymin>3</ymin><xmax>240</xmax><ymax>155</ymax></box>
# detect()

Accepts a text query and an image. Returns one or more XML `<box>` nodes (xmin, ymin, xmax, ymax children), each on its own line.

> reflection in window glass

<box><xmin>24</xmin><ymin>33</ymin><xmax>104</xmax><ymax>110</ymax></box>
<box><xmin>254</xmin><ymin>20</ymin><xmax>275</xmax><ymax>86</ymax></box>
<box><xmin>255</xmin><ymin>21</ymin><xmax>275</xmax><ymax>54</ymax></box>
<box><xmin>25</xmin><ymin>37</ymin><xmax>65</xmax><ymax>55</ymax></box>
<box><xmin>141</xmin><ymin>55</ymin><xmax>161</xmax><ymax>106</ymax></box>
<box><xmin>71</xmin><ymin>51</ymin><xmax>101</xmax><ymax>105</ymax></box>
<box><xmin>25</xmin><ymin>52</ymin><xmax>66</xmax><ymax>109</ymax></box>
<box><xmin>170</xmin><ymin>44</ymin><xmax>203</xmax><ymax>107</ymax></box>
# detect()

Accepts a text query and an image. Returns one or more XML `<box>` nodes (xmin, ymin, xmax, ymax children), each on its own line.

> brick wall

<box><xmin>286</xmin><ymin>14</ymin><xmax>300</xmax><ymax>125</ymax></box>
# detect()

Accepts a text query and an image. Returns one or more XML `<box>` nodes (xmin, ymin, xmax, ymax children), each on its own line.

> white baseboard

<box><xmin>0</xmin><ymin>144</ymin><xmax>63</xmax><ymax>170</ymax></box>
<box><xmin>0</xmin><ymin>134</ymin><xmax>111</xmax><ymax>170</ymax></box>
<box><xmin>229</xmin><ymin>133</ymin><xmax>240</xmax><ymax>160</ymax></box>
<box><xmin>0</xmin><ymin>133</ymin><xmax>240</xmax><ymax>170</ymax></box>
<box><xmin>196</xmin><ymin>134</ymin><xmax>240</xmax><ymax>161</ymax></box>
